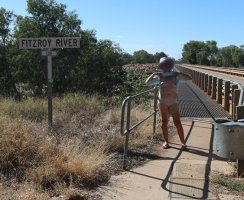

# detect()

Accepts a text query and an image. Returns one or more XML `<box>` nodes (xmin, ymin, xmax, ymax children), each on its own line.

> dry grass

<box><xmin>0</xmin><ymin>118</ymin><xmax>40</xmax><ymax>178</ymax></box>
<box><xmin>0</xmin><ymin>94</ymin><xmax>156</xmax><ymax>199</ymax></box>
<box><xmin>0</xmin><ymin>98</ymin><xmax>47</xmax><ymax>121</ymax></box>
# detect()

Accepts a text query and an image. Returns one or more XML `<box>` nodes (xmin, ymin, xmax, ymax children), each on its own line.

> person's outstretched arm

<box><xmin>145</xmin><ymin>72</ymin><xmax>161</xmax><ymax>85</ymax></box>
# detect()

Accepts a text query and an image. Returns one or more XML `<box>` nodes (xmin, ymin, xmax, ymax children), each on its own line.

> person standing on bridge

<box><xmin>145</xmin><ymin>57</ymin><xmax>192</xmax><ymax>149</ymax></box>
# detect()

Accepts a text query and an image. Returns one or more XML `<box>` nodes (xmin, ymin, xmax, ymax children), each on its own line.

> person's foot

<box><xmin>163</xmin><ymin>142</ymin><xmax>169</xmax><ymax>149</ymax></box>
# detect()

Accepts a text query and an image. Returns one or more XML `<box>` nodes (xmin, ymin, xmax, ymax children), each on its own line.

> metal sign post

<box><xmin>42</xmin><ymin>49</ymin><xmax>57</xmax><ymax>128</ymax></box>
<box><xmin>19</xmin><ymin>37</ymin><xmax>80</xmax><ymax>128</ymax></box>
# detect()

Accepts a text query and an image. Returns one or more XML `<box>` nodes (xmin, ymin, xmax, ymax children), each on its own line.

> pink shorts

<box><xmin>158</xmin><ymin>99</ymin><xmax>178</xmax><ymax>106</ymax></box>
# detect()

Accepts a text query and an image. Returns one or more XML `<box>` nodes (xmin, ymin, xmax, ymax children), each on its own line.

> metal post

<box><xmin>123</xmin><ymin>97</ymin><xmax>131</xmax><ymax>170</ymax></box>
<box><xmin>47</xmin><ymin>49</ymin><xmax>53</xmax><ymax>128</ymax></box>
<box><xmin>153</xmin><ymin>86</ymin><xmax>158</xmax><ymax>134</ymax></box>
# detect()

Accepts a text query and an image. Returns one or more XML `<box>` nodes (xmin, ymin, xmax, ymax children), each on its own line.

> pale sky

<box><xmin>1</xmin><ymin>0</ymin><xmax>244</xmax><ymax>59</ymax></box>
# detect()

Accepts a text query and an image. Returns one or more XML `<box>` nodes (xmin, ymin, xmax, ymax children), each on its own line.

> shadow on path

<box><xmin>161</xmin><ymin>120</ymin><xmax>214</xmax><ymax>199</ymax></box>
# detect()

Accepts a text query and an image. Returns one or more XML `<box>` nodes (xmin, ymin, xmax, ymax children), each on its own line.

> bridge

<box><xmin>100</xmin><ymin>64</ymin><xmax>244</xmax><ymax>200</ymax></box>
<box><xmin>176</xmin><ymin>64</ymin><xmax>244</xmax><ymax>120</ymax></box>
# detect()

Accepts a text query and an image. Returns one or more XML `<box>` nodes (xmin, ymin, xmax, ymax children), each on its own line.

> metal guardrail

<box><xmin>121</xmin><ymin>86</ymin><xmax>159</xmax><ymax>169</ymax></box>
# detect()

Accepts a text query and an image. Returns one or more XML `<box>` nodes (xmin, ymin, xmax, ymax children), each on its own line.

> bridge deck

<box><xmin>177</xmin><ymin>81</ymin><xmax>230</xmax><ymax>119</ymax></box>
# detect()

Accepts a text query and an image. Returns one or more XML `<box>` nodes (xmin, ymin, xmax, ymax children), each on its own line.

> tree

<box><xmin>182</xmin><ymin>41</ymin><xmax>210</xmax><ymax>65</ymax></box>
<box><xmin>0</xmin><ymin>8</ymin><xmax>16</xmax><ymax>95</ymax></box>
<box><xmin>153</xmin><ymin>51</ymin><xmax>167</xmax><ymax>62</ymax></box>
<box><xmin>132</xmin><ymin>50</ymin><xmax>154</xmax><ymax>64</ymax></box>
<box><xmin>120</xmin><ymin>52</ymin><xmax>133</xmax><ymax>64</ymax></box>
<box><xmin>9</xmin><ymin>0</ymin><xmax>125</xmax><ymax>95</ymax></box>
<box><xmin>216</xmin><ymin>45</ymin><xmax>244</xmax><ymax>68</ymax></box>
<box><xmin>206</xmin><ymin>40</ymin><xmax>218</xmax><ymax>65</ymax></box>
<box><xmin>182</xmin><ymin>40</ymin><xmax>219</xmax><ymax>66</ymax></box>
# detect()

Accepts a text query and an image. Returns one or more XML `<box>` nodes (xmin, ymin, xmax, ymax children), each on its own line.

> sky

<box><xmin>1</xmin><ymin>0</ymin><xmax>244</xmax><ymax>59</ymax></box>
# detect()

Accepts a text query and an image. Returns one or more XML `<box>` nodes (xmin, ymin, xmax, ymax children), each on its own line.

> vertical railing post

<box><xmin>231</xmin><ymin>85</ymin><xmax>238</xmax><ymax>120</ymax></box>
<box><xmin>233</xmin><ymin>89</ymin><xmax>240</xmax><ymax>121</ymax></box>
<box><xmin>204</xmin><ymin>74</ymin><xmax>208</xmax><ymax>93</ymax></box>
<box><xmin>224</xmin><ymin>81</ymin><xmax>230</xmax><ymax>112</ymax></box>
<box><xmin>200</xmin><ymin>73</ymin><xmax>203</xmax><ymax>90</ymax></box>
<box><xmin>208</xmin><ymin>75</ymin><xmax>212</xmax><ymax>96</ymax></box>
<box><xmin>195</xmin><ymin>71</ymin><xmax>198</xmax><ymax>84</ymax></box>
<box><xmin>198</xmin><ymin>72</ymin><xmax>201</xmax><ymax>87</ymax></box>
<box><xmin>153</xmin><ymin>86</ymin><xmax>158</xmax><ymax>134</ymax></box>
<box><xmin>123</xmin><ymin>97</ymin><xmax>131</xmax><ymax>170</ymax></box>
<box><xmin>217</xmin><ymin>79</ymin><xmax>223</xmax><ymax>105</ymax></box>
<box><xmin>193</xmin><ymin>70</ymin><xmax>197</xmax><ymax>84</ymax></box>
<box><xmin>212</xmin><ymin>76</ymin><xmax>217</xmax><ymax>100</ymax></box>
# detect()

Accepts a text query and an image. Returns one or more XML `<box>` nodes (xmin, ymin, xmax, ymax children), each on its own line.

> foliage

<box><xmin>132</xmin><ymin>50</ymin><xmax>154</xmax><ymax>64</ymax></box>
<box><xmin>1</xmin><ymin>0</ymin><xmax>244</xmax><ymax>98</ymax></box>
<box><xmin>216</xmin><ymin>45</ymin><xmax>244</xmax><ymax>67</ymax></box>
<box><xmin>212</xmin><ymin>174</ymin><xmax>244</xmax><ymax>192</ymax></box>
<box><xmin>182</xmin><ymin>40</ymin><xmax>244</xmax><ymax>68</ymax></box>
<box><xmin>0</xmin><ymin>8</ymin><xmax>17</xmax><ymax>95</ymax></box>
<box><xmin>0</xmin><ymin>0</ymin><xmax>127</xmax><ymax>96</ymax></box>
<box><xmin>0</xmin><ymin>94</ymin><xmax>155</xmax><ymax>196</ymax></box>
<box><xmin>182</xmin><ymin>40</ymin><xmax>216</xmax><ymax>65</ymax></box>
<box><xmin>132</xmin><ymin>50</ymin><xmax>167</xmax><ymax>64</ymax></box>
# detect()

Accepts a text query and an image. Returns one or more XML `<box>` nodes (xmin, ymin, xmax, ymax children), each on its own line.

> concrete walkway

<box><xmin>98</xmin><ymin>118</ymin><xmax>238</xmax><ymax>200</ymax></box>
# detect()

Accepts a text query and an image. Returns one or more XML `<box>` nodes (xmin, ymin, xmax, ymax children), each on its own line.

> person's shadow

<box><xmin>161</xmin><ymin>120</ymin><xmax>215</xmax><ymax>199</ymax></box>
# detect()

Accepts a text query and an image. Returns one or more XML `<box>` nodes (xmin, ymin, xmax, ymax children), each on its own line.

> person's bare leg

<box><xmin>159</xmin><ymin>104</ymin><xmax>169</xmax><ymax>147</ymax></box>
<box><xmin>170</xmin><ymin>104</ymin><xmax>185</xmax><ymax>145</ymax></box>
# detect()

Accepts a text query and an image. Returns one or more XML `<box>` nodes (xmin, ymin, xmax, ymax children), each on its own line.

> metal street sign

<box><xmin>42</xmin><ymin>50</ymin><xmax>57</xmax><ymax>56</ymax></box>
<box><xmin>19</xmin><ymin>37</ymin><xmax>80</xmax><ymax>129</ymax></box>
<box><xmin>19</xmin><ymin>37</ymin><xmax>80</xmax><ymax>49</ymax></box>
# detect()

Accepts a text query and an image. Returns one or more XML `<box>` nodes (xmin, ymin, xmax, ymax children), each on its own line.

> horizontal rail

<box><xmin>120</xmin><ymin>87</ymin><xmax>158</xmax><ymax>136</ymax></box>
<box><xmin>126</xmin><ymin>111</ymin><xmax>156</xmax><ymax>134</ymax></box>
<box><xmin>181</xmin><ymin>63</ymin><xmax>244</xmax><ymax>77</ymax></box>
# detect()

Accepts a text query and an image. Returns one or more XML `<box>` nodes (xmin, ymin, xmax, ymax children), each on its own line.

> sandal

<box><xmin>163</xmin><ymin>142</ymin><xmax>169</xmax><ymax>149</ymax></box>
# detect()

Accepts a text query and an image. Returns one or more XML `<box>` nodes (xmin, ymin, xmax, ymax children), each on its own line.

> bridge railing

<box><xmin>176</xmin><ymin>64</ymin><xmax>244</xmax><ymax>120</ymax></box>
<box><xmin>120</xmin><ymin>86</ymin><xmax>159</xmax><ymax>169</ymax></box>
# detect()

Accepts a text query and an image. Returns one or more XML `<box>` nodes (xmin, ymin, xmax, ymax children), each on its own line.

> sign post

<box><xmin>42</xmin><ymin>49</ymin><xmax>57</xmax><ymax>128</ymax></box>
<box><xmin>19</xmin><ymin>37</ymin><xmax>80</xmax><ymax>128</ymax></box>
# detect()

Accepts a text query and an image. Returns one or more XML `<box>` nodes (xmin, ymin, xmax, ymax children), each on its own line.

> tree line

<box><xmin>1</xmin><ymin>0</ymin><xmax>243</xmax><ymax>97</ymax></box>
<box><xmin>0</xmin><ymin>0</ymin><xmax>167</xmax><ymax>97</ymax></box>
<box><xmin>182</xmin><ymin>40</ymin><xmax>244</xmax><ymax>67</ymax></box>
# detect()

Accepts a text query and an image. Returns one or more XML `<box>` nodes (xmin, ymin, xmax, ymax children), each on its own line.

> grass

<box><xmin>0</xmin><ymin>98</ymin><xmax>47</xmax><ymax>121</ymax></box>
<box><xmin>212</xmin><ymin>174</ymin><xmax>244</xmax><ymax>192</ymax></box>
<box><xmin>0</xmin><ymin>93</ymin><xmax>156</xmax><ymax>199</ymax></box>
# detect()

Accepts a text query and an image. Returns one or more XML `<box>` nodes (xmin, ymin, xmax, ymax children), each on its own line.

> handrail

<box><xmin>202</xmin><ymin>73</ymin><xmax>243</xmax><ymax>106</ymax></box>
<box><xmin>121</xmin><ymin>86</ymin><xmax>159</xmax><ymax>169</ymax></box>
<box><xmin>120</xmin><ymin>87</ymin><xmax>157</xmax><ymax>136</ymax></box>
<box><xmin>176</xmin><ymin>64</ymin><xmax>244</xmax><ymax>120</ymax></box>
